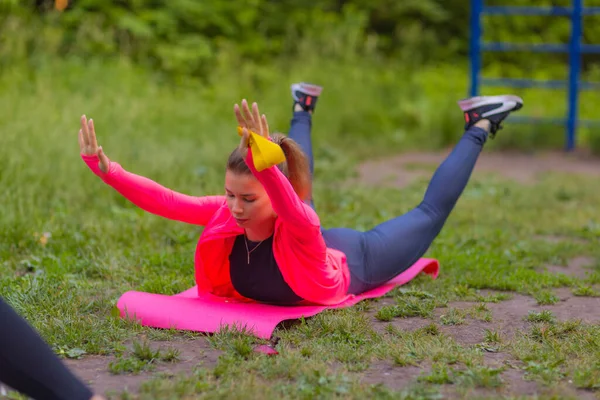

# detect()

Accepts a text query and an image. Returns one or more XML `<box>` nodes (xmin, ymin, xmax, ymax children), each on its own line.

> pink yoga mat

<box><xmin>117</xmin><ymin>258</ymin><xmax>439</xmax><ymax>339</ymax></box>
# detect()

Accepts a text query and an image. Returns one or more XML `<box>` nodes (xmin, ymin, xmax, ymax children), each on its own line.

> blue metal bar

<box><xmin>580</xmin><ymin>44</ymin><xmax>600</xmax><ymax>54</ymax></box>
<box><xmin>470</xmin><ymin>0</ymin><xmax>482</xmax><ymax>97</ymax></box>
<box><xmin>482</xmin><ymin>78</ymin><xmax>566</xmax><ymax>89</ymax></box>
<box><xmin>482</xmin><ymin>5</ymin><xmax>600</xmax><ymax>16</ymax></box>
<box><xmin>582</xmin><ymin>7</ymin><xmax>600</xmax><ymax>15</ymax></box>
<box><xmin>482</xmin><ymin>78</ymin><xmax>600</xmax><ymax>90</ymax></box>
<box><xmin>508</xmin><ymin>116</ymin><xmax>567</xmax><ymax>125</ymax></box>
<box><xmin>508</xmin><ymin>116</ymin><xmax>600</xmax><ymax>128</ymax></box>
<box><xmin>579</xmin><ymin>80</ymin><xmax>600</xmax><ymax>90</ymax></box>
<box><xmin>482</xmin><ymin>42</ymin><xmax>600</xmax><ymax>54</ymax></box>
<box><xmin>577</xmin><ymin>119</ymin><xmax>600</xmax><ymax>128</ymax></box>
<box><xmin>482</xmin><ymin>43</ymin><xmax>569</xmax><ymax>53</ymax></box>
<box><xmin>567</xmin><ymin>0</ymin><xmax>582</xmax><ymax>151</ymax></box>
<box><xmin>482</xmin><ymin>6</ymin><xmax>572</xmax><ymax>16</ymax></box>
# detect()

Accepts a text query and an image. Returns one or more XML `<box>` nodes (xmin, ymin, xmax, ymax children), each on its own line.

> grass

<box><xmin>1</xmin><ymin>57</ymin><xmax>600</xmax><ymax>399</ymax></box>
<box><xmin>108</xmin><ymin>340</ymin><xmax>181</xmax><ymax>375</ymax></box>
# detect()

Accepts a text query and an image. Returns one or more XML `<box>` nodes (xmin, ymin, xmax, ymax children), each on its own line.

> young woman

<box><xmin>79</xmin><ymin>83</ymin><xmax>523</xmax><ymax>306</ymax></box>
<box><xmin>0</xmin><ymin>297</ymin><xmax>104</xmax><ymax>400</ymax></box>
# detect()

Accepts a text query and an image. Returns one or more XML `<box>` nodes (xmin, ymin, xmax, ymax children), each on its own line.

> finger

<box><xmin>81</xmin><ymin>115</ymin><xmax>90</xmax><ymax>147</ymax></box>
<box><xmin>88</xmin><ymin>119</ymin><xmax>98</xmax><ymax>149</ymax></box>
<box><xmin>251</xmin><ymin>102</ymin><xmax>261</xmax><ymax>135</ymax></box>
<box><xmin>260</xmin><ymin>114</ymin><xmax>269</xmax><ymax>138</ymax></box>
<box><xmin>98</xmin><ymin>146</ymin><xmax>110</xmax><ymax>171</ymax></box>
<box><xmin>97</xmin><ymin>147</ymin><xmax>108</xmax><ymax>173</ymax></box>
<box><xmin>98</xmin><ymin>145</ymin><xmax>107</xmax><ymax>160</ymax></box>
<box><xmin>234</xmin><ymin>104</ymin><xmax>247</xmax><ymax>128</ymax></box>
<box><xmin>78</xmin><ymin>129</ymin><xmax>85</xmax><ymax>152</ymax></box>
<box><xmin>241</xmin><ymin>100</ymin><xmax>254</xmax><ymax>129</ymax></box>
<box><xmin>239</xmin><ymin>127</ymin><xmax>249</xmax><ymax>149</ymax></box>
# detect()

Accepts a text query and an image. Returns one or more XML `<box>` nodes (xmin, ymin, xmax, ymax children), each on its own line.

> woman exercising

<box><xmin>79</xmin><ymin>83</ymin><xmax>522</xmax><ymax>306</ymax></box>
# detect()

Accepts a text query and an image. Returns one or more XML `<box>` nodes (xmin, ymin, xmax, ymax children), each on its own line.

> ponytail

<box><xmin>272</xmin><ymin>133</ymin><xmax>312</xmax><ymax>202</ymax></box>
<box><xmin>226</xmin><ymin>133</ymin><xmax>312</xmax><ymax>202</ymax></box>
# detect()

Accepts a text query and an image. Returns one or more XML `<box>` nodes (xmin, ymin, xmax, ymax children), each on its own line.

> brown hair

<box><xmin>227</xmin><ymin>133</ymin><xmax>312</xmax><ymax>202</ymax></box>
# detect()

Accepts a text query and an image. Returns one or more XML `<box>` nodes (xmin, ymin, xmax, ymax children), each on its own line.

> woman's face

<box><xmin>225</xmin><ymin>170</ymin><xmax>275</xmax><ymax>229</ymax></box>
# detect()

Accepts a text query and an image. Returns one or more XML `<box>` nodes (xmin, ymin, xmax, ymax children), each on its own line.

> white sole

<box><xmin>291</xmin><ymin>82</ymin><xmax>323</xmax><ymax>100</ymax></box>
<box><xmin>458</xmin><ymin>95</ymin><xmax>523</xmax><ymax>113</ymax></box>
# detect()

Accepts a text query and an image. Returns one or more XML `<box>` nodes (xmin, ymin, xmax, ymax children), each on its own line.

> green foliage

<box><xmin>5</xmin><ymin>0</ymin><xmax>600</xmax><ymax>80</ymax></box>
<box><xmin>3</xmin><ymin>0</ymin><xmax>457</xmax><ymax>77</ymax></box>
<box><xmin>2</xmin><ymin>1</ymin><xmax>600</xmax><ymax>151</ymax></box>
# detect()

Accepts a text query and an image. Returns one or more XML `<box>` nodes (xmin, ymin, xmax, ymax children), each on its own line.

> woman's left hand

<box><xmin>234</xmin><ymin>99</ymin><xmax>270</xmax><ymax>158</ymax></box>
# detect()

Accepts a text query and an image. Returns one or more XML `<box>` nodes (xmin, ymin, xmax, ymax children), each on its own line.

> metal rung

<box><xmin>508</xmin><ymin>116</ymin><xmax>600</xmax><ymax>127</ymax></box>
<box><xmin>483</xmin><ymin>6</ymin><xmax>600</xmax><ymax>16</ymax></box>
<box><xmin>482</xmin><ymin>42</ymin><xmax>600</xmax><ymax>54</ymax></box>
<box><xmin>482</xmin><ymin>43</ymin><xmax>568</xmax><ymax>53</ymax></box>
<box><xmin>581</xmin><ymin>44</ymin><xmax>600</xmax><ymax>53</ymax></box>
<box><xmin>483</xmin><ymin>6</ymin><xmax>571</xmax><ymax>16</ymax></box>
<box><xmin>583</xmin><ymin>7</ymin><xmax>600</xmax><ymax>15</ymax></box>
<box><xmin>482</xmin><ymin>78</ymin><xmax>600</xmax><ymax>90</ymax></box>
<box><xmin>508</xmin><ymin>116</ymin><xmax>566</xmax><ymax>125</ymax></box>
<box><xmin>483</xmin><ymin>78</ymin><xmax>566</xmax><ymax>89</ymax></box>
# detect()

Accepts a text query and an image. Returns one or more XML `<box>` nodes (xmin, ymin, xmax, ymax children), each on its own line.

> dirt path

<box><xmin>356</xmin><ymin>150</ymin><xmax>600</xmax><ymax>187</ymax></box>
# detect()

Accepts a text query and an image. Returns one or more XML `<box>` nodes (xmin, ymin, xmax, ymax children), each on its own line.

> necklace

<box><xmin>244</xmin><ymin>234</ymin><xmax>265</xmax><ymax>264</ymax></box>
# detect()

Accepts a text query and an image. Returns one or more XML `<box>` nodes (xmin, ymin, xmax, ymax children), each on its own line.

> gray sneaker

<box><xmin>291</xmin><ymin>82</ymin><xmax>323</xmax><ymax>113</ymax></box>
<box><xmin>459</xmin><ymin>95</ymin><xmax>524</xmax><ymax>136</ymax></box>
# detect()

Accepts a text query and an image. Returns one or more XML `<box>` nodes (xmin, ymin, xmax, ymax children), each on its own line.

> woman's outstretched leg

<box><xmin>322</xmin><ymin>95</ymin><xmax>523</xmax><ymax>294</ymax></box>
<box><xmin>287</xmin><ymin>82</ymin><xmax>322</xmax><ymax>209</ymax></box>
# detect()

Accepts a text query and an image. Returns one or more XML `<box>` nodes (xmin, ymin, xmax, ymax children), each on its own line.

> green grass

<box><xmin>1</xmin><ymin>58</ymin><xmax>600</xmax><ymax>399</ymax></box>
<box><xmin>108</xmin><ymin>340</ymin><xmax>181</xmax><ymax>375</ymax></box>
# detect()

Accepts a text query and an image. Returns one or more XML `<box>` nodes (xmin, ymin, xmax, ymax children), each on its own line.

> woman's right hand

<box><xmin>78</xmin><ymin>115</ymin><xmax>110</xmax><ymax>173</ymax></box>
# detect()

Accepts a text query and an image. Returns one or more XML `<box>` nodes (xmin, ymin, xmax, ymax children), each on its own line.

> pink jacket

<box><xmin>82</xmin><ymin>149</ymin><xmax>352</xmax><ymax>305</ymax></box>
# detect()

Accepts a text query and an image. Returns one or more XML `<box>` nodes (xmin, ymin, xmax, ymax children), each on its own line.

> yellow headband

<box><xmin>237</xmin><ymin>127</ymin><xmax>286</xmax><ymax>171</ymax></box>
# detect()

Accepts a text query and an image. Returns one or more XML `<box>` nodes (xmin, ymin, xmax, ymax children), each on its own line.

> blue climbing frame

<box><xmin>469</xmin><ymin>0</ymin><xmax>600</xmax><ymax>150</ymax></box>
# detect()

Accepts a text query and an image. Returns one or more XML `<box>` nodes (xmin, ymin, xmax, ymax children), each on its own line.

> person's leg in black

<box><xmin>321</xmin><ymin>95</ymin><xmax>524</xmax><ymax>294</ymax></box>
<box><xmin>288</xmin><ymin>82</ymin><xmax>323</xmax><ymax>209</ymax></box>
<box><xmin>0</xmin><ymin>296</ymin><xmax>100</xmax><ymax>400</ymax></box>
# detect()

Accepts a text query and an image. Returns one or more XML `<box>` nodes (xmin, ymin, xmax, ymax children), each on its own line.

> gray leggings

<box><xmin>288</xmin><ymin>111</ymin><xmax>488</xmax><ymax>295</ymax></box>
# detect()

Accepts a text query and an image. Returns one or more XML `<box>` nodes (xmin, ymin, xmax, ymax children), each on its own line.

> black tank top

<box><xmin>229</xmin><ymin>235</ymin><xmax>303</xmax><ymax>305</ymax></box>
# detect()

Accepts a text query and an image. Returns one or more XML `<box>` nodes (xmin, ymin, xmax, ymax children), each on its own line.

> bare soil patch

<box><xmin>534</xmin><ymin>235</ymin><xmax>590</xmax><ymax>245</ymax></box>
<box><xmin>364</xmin><ymin>287</ymin><xmax>600</xmax><ymax>398</ymax></box>
<box><xmin>360</xmin><ymin>361</ymin><xmax>424</xmax><ymax>391</ymax></box>
<box><xmin>356</xmin><ymin>151</ymin><xmax>600</xmax><ymax>188</ymax></box>
<box><xmin>541</xmin><ymin>256</ymin><xmax>597</xmax><ymax>279</ymax></box>
<box><xmin>65</xmin><ymin>337</ymin><xmax>220</xmax><ymax>397</ymax></box>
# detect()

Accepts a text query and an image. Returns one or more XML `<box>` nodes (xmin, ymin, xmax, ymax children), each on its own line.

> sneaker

<box><xmin>458</xmin><ymin>95</ymin><xmax>523</xmax><ymax>137</ymax></box>
<box><xmin>291</xmin><ymin>82</ymin><xmax>323</xmax><ymax>113</ymax></box>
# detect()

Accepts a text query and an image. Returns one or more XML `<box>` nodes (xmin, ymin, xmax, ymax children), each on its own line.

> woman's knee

<box><xmin>417</xmin><ymin>200</ymin><xmax>451</xmax><ymax>227</ymax></box>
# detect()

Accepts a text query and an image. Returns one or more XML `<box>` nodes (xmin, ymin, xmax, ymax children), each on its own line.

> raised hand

<box><xmin>234</xmin><ymin>99</ymin><xmax>270</xmax><ymax>158</ymax></box>
<box><xmin>78</xmin><ymin>115</ymin><xmax>110</xmax><ymax>173</ymax></box>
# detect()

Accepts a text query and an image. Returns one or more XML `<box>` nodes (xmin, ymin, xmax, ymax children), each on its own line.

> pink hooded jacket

<box><xmin>82</xmin><ymin>148</ymin><xmax>352</xmax><ymax>305</ymax></box>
